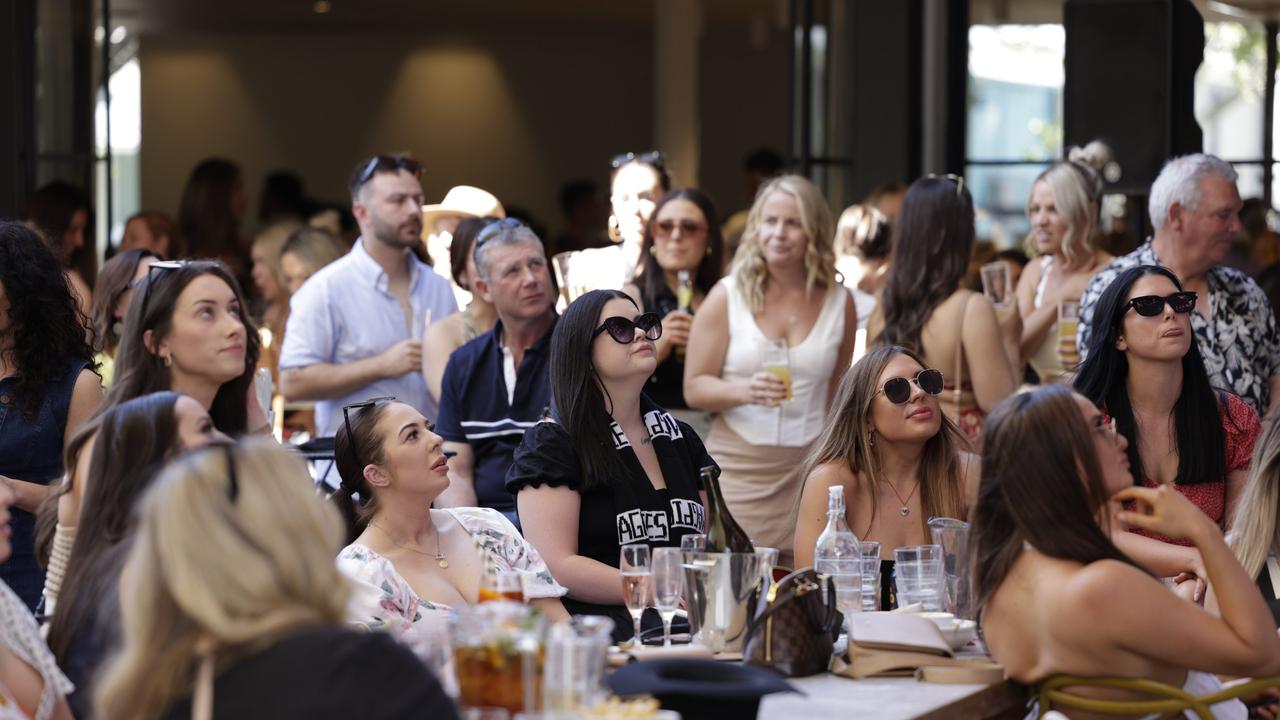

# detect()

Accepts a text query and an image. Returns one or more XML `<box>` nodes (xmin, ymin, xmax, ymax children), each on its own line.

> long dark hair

<box><xmin>45</xmin><ymin>391</ymin><xmax>183</xmax><ymax>665</ymax></box>
<box><xmin>0</xmin><ymin>221</ymin><xmax>95</xmax><ymax>417</ymax></box>
<box><xmin>331</xmin><ymin>397</ymin><xmax>394</xmax><ymax>544</ymax></box>
<box><xmin>450</xmin><ymin>216</ymin><xmax>500</xmax><ymax>292</ymax></box>
<box><xmin>23</xmin><ymin>180</ymin><xmax>89</xmax><ymax>264</ymax></box>
<box><xmin>90</xmin><ymin>248</ymin><xmax>157</xmax><ymax>354</ymax></box>
<box><xmin>109</xmin><ymin>260</ymin><xmax>260</xmax><ymax>435</ymax></box>
<box><xmin>178</xmin><ymin>158</ymin><xmax>243</xmax><ymax>259</ymax></box>
<box><xmin>971</xmin><ymin>385</ymin><xmax>1149</xmax><ymax>621</ymax></box>
<box><xmin>635</xmin><ymin>189</ymin><xmax>724</xmax><ymax>304</ymax></box>
<box><xmin>549</xmin><ymin>289</ymin><xmax>636</xmax><ymax>490</ymax></box>
<box><xmin>1073</xmin><ymin>265</ymin><xmax>1227</xmax><ymax>487</ymax></box>
<box><xmin>875</xmin><ymin>176</ymin><xmax>975</xmax><ymax>353</ymax></box>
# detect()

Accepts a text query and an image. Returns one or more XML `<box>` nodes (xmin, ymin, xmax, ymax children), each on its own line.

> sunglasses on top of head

<box><xmin>1124</xmin><ymin>291</ymin><xmax>1196</xmax><ymax>317</ymax></box>
<box><xmin>875</xmin><ymin>368</ymin><xmax>945</xmax><ymax>405</ymax></box>
<box><xmin>593</xmin><ymin>312</ymin><xmax>663</xmax><ymax>344</ymax></box>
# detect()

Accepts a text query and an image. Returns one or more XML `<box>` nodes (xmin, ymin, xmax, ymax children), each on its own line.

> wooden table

<box><xmin>757</xmin><ymin>672</ymin><xmax>1028</xmax><ymax>719</ymax></box>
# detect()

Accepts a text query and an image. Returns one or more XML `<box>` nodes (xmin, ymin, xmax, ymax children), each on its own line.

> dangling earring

<box><xmin>111</xmin><ymin>320</ymin><xmax>123</xmax><ymax>338</ymax></box>
<box><xmin>868</xmin><ymin>428</ymin><xmax>876</xmax><ymax>447</ymax></box>
<box><xmin>649</xmin><ymin>245</ymin><xmax>658</xmax><ymax>257</ymax></box>
<box><xmin>608</xmin><ymin>214</ymin><xmax>622</xmax><ymax>242</ymax></box>
<box><xmin>163</xmin><ymin>354</ymin><xmax>173</xmax><ymax>368</ymax></box>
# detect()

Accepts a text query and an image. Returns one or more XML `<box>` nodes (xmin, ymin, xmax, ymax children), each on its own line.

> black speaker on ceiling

<box><xmin>1063</xmin><ymin>0</ymin><xmax>1204</xmax><ymax>195</ymax></box>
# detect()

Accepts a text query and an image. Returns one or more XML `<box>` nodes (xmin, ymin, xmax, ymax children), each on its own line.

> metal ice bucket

<box><xmin>682</xmin><ymin>551</ymin><xmax>763</xmax><ymax>653</ymax></box>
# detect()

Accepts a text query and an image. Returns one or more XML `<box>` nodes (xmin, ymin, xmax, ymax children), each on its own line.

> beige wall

<box><xmin>138</xmin><ymin>23</ymin><xmax>787</xmax><ymax>238</ymax></box>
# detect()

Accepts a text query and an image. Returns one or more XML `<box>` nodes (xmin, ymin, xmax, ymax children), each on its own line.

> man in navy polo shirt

<box><xmin>434</xmin><ymin>219</ymin><xmax>556</xmax><ymax>525</ymax></box>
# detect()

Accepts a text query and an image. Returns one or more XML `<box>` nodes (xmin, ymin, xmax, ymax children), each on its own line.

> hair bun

<box><xmin>1066</xmin><ymin>140</ymin><xmax>1116</xmax><ymax>197</ymax></box>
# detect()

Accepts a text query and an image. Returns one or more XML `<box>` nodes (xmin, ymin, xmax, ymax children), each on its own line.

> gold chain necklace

<box><xmin>370</xmin><ymin>522</ymin><xmax>449</xmax><ymax>569</ymax></box>
<box><xmin>881</xmin><ymin>478</ymin><xmax>921</xmax><ymax>517</ymax></box>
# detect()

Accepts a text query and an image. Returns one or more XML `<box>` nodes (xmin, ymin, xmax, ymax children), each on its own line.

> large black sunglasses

<box><xmin>352</xmin><ymin>154</ymin><xmax>423</xmax><ymax>195</ymax></box>
<box><xmin>593</xmin><ymin>313</ymin><xmax>662</xmax><ymax>344</ymax></box>
<box><xmin>342</xmin><ymin>396</ymin><xmax>397</xmax><ymax>468</ymax></box>
<box><xmin>1125</xmin><ymin>292</ymin><xmax>1196</xmax><ymax>317</ymax></box>
<box><xmin>876</xmin><ymin>368</ymin><xmax>945</xmax><ymax>405</ymax></box>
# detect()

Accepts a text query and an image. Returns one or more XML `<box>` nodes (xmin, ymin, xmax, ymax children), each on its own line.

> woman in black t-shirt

<box><xmin>622</xmin><ymin>189</ymin><xmax>724</xmax><ymax>422</ymax></box>
<box><xmin>507</xmin><ymin>289</ymin><xmax>714</xmax><ymax>642</ymax></box>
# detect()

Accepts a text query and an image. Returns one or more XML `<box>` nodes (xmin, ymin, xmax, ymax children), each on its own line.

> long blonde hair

<box><xmin>95</xmin><ymin>438</ymin><xmax>349</xmax><ymax>720</ymax></box>
<box><xmin>1229</xmin><ymin>415</ymin><xmax>1280</xmax><ymax>580</ymax></box>
<box><xmin>799</xmin><ymin>345</ymin><xmax>968</xmax><ymax>539</ymax></box>
<box><xmin>732</xmin><ymin>174</ymin><xmax>836</xmax><ymax>314</ymax></box>
<box><xmin>1024</xmin><ymin>142</ymin><xmax>1109</xmax><ymax>271</ymax></box>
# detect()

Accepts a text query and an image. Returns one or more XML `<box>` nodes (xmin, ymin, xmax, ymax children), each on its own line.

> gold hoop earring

<box><xmin>649</xmin><ymin>245</ymin><xmax>658</xmax><ymax>257</ymax></box>
<box><xmin>163</xmin><ymin>354</ymin><xmax>173</xmax><ymax>368</ymax></box>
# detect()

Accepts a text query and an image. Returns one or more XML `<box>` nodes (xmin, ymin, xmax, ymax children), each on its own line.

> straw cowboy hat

<box><xmin>421</xmin><ymin>185</ymin><xmax>506</xmax><ymax>235</ymax></box>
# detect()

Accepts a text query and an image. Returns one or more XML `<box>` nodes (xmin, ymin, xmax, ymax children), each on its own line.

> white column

<box><xmin>655</xmin><ymin>0</ymin><xmax>702</xmax><ymax>187</ymax></box>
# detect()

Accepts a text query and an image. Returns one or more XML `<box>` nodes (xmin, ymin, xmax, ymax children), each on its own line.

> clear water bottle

<box><xmin>813</xmin><ymin>485</ymin><xmax>862</xmax><ymax>625</ymax></box>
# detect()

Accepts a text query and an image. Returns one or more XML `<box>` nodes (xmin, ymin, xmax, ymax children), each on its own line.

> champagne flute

<box><xmin>651</xmin><ymin>547</ymin><xmax>684</xmax><ymax>647</ymax></box>
<box><xmin>619</xmin><ymin>544</ymin><xmax>652</xmax><ymax>646</ymax></box>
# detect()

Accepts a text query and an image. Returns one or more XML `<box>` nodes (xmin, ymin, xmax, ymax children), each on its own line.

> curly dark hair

<box><xmin>0</xmin><ymin>222</ymin><xmax>95</xmax><ymax>417</ymax></box>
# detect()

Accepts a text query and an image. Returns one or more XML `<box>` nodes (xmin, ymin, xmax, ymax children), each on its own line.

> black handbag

<box><xmin>743</xmin><ymin>568</ymin><xmax>843</xmax><ymax>677</ymax></box>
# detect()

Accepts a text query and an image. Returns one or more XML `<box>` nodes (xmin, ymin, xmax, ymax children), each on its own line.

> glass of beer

<box><xmin>479</xmin><ymin>570</ymin><xmax>526</xmax><ymax>604</ymax></box>
<box><xmin>762</xmin><ymin>341</ymin><xmax>792</xmax><ymax>401</ymax></box>
<box><xmin>1058</xmin><ymin>300</ymin><xmax>1081</xmax><ymax>368</ymax></box>
<box><xmin>980</xmin><ymin>261</ymin><xmax>1012</xmax><ymax>319</ymax></box>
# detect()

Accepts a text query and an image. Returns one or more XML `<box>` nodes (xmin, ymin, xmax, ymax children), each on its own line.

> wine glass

<box><xmin>619</xmin><ymin>544</ymin><xmax>652</xmax><ymax>646</ymax></box>
<box><xmin>651</xmin><ymin>547</ymin><xmax>684</xmax><ymax>647</ymax></box>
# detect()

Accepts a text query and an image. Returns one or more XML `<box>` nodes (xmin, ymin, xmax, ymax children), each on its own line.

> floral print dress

<box><xmin>337</xmin><ymin>507</ymin><xmax>565</xmax><ymax>660</ymax></box>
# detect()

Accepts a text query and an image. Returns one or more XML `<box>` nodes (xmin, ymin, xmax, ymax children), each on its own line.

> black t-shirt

<box><xmin>161</xmin><ymin>627</ymin><xmax>458</xmax><ymax>720</ymax></box>
<box><xmin>506</xmin><ymin>397</ymin><xmax>713</xmax><ymax>636</ymax></box>
<box><xmin>641</xmin><ymin>284</ymin><xmax>688</xmax><ymax>410</ymax></box>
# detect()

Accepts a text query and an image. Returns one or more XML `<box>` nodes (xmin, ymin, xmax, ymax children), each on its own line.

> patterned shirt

<box><xmin>1077</xmin><ymin>240</ymin><xmax>1280</xmax><ymax>414</ymax></box>
<box><xmin>337</xmin><ymin>507</ymin><xmax>564</xmax><ymax>660</ymax></box>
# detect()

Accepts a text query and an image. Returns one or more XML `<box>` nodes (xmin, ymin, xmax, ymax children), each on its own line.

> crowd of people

<box><xmin>4</xmin><ymin>142</ymin><xmax>1280</xmax><ymax>719</ymax></box>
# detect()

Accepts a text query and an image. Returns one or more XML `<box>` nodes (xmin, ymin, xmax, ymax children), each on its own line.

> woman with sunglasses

<box><xmin>973</xmin><ymin>385</ymin><xmax>1280</xmax><ymax>718</ymax></box>
<box><xmin>685</xmin><ymin>175</ymin><xmax>856</xmax><ymax>565</ymax></box>
<box><xmin>622</xmin><ymin>189</ymin><xmax>724</xmax><ymax>436</ymax></box>
<box><xmin>794</xmin><ymin>346</ymin><xmax>976</xmax><ymax>583</ymax></box>
<box><xmin>94</xmin><ymin>439</ymin><xmax>458</xmax><ymax>720</ymax></box>
<box><xmin>508</xmin><ymin>289</ymin><xmax>712</xmax><ymax>642</ymax></box>
<box><xmin>333</xmin><ymin>397</ymin><xmax>568</xmax><ymax>664</ymax></box>
<box><xmin>869</xmin><ymin>175</ymin><xmax>1020</xmax><ymax>450</ymax></box>
<box><xmin>0</xmin><ymin>223</ymin><xmax>102</xmax><ymax>613</ymax></box>
<box><xmin>39</xmin><ymin>259</ymin><xmax>265</xmax><ymax>614</ymax></box>
<box><xmin>87</xmin><ymin>248</ymin><xmax>158</xmax><ymax>388</ymax></box>
<box><xmin>1075</xmin><ymin>265</ymin><xmax>1259</xmax><ymax>594</ymax></box>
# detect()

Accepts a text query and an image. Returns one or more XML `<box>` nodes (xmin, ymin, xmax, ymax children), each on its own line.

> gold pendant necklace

<box><xmin>881</xmin><ymin>478</ymin><xmax>921</xmax><ymax>517</ymax></box>
<box><xmin>371</xmin><ymin>522</ymin><xmax>449</xmax><ymax>569</ymax></box>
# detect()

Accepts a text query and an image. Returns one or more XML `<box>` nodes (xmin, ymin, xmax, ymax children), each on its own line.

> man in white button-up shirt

<box><xmin>280</xmin><ymin>154</ymin><xmax>457</xmax><ymax>437</ymax></box>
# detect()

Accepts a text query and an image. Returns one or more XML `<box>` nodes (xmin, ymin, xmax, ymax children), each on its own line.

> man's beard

<box><xmin>372</xmin><ymin>215</ymin><xmax>422</xmax><ymax>249</ymax></box>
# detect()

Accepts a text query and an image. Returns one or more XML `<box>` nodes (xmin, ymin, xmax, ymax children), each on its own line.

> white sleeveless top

<box><xmin>720</xmin><ymin>275</ymin><xmax>849</xmax><ymax>447</ymax></box>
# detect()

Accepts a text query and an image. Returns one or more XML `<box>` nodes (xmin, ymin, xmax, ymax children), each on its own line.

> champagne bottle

<box><xmin>701</xmin><ymin>465</ymin><xmax>754</xmax><ymax>553</ymax></box>
<box><xmin>675</xmin><ymin>270</ymin><xmax>693</xmax><ymax>362</ymax></box>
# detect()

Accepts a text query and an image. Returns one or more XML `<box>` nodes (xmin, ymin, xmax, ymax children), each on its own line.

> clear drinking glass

<box><xmin>979</xmin><ymin>261</ymin><xmax>1011</xmax><ymax>315</ymax></box>
<box><xmin>858</xmin><ymin>541</ymin><xmax>882</xmax><ymax>612</ymax></box>
<box><xmin>754</xmin><ymin>546</ymin><xmax>780</xmax><ymax>588</ymax></box>
<box><xmin>619</xmin><ymin>544</ymin><xmax>652</xmax><ymax>645</ymax></box>
<box><xmin>651</xmin><ymin>547</ymin><xmax>684</xmax><ymax>647</ymax></box>
<box><xmin>680</xmin><ymin>534</ymin><xmax>707</xmax><ymax>554</ymax></box>
<box><xmin>894</xmin><ymin>544</ymin><xmax>944</xmax><ymax>611</ymax></box>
